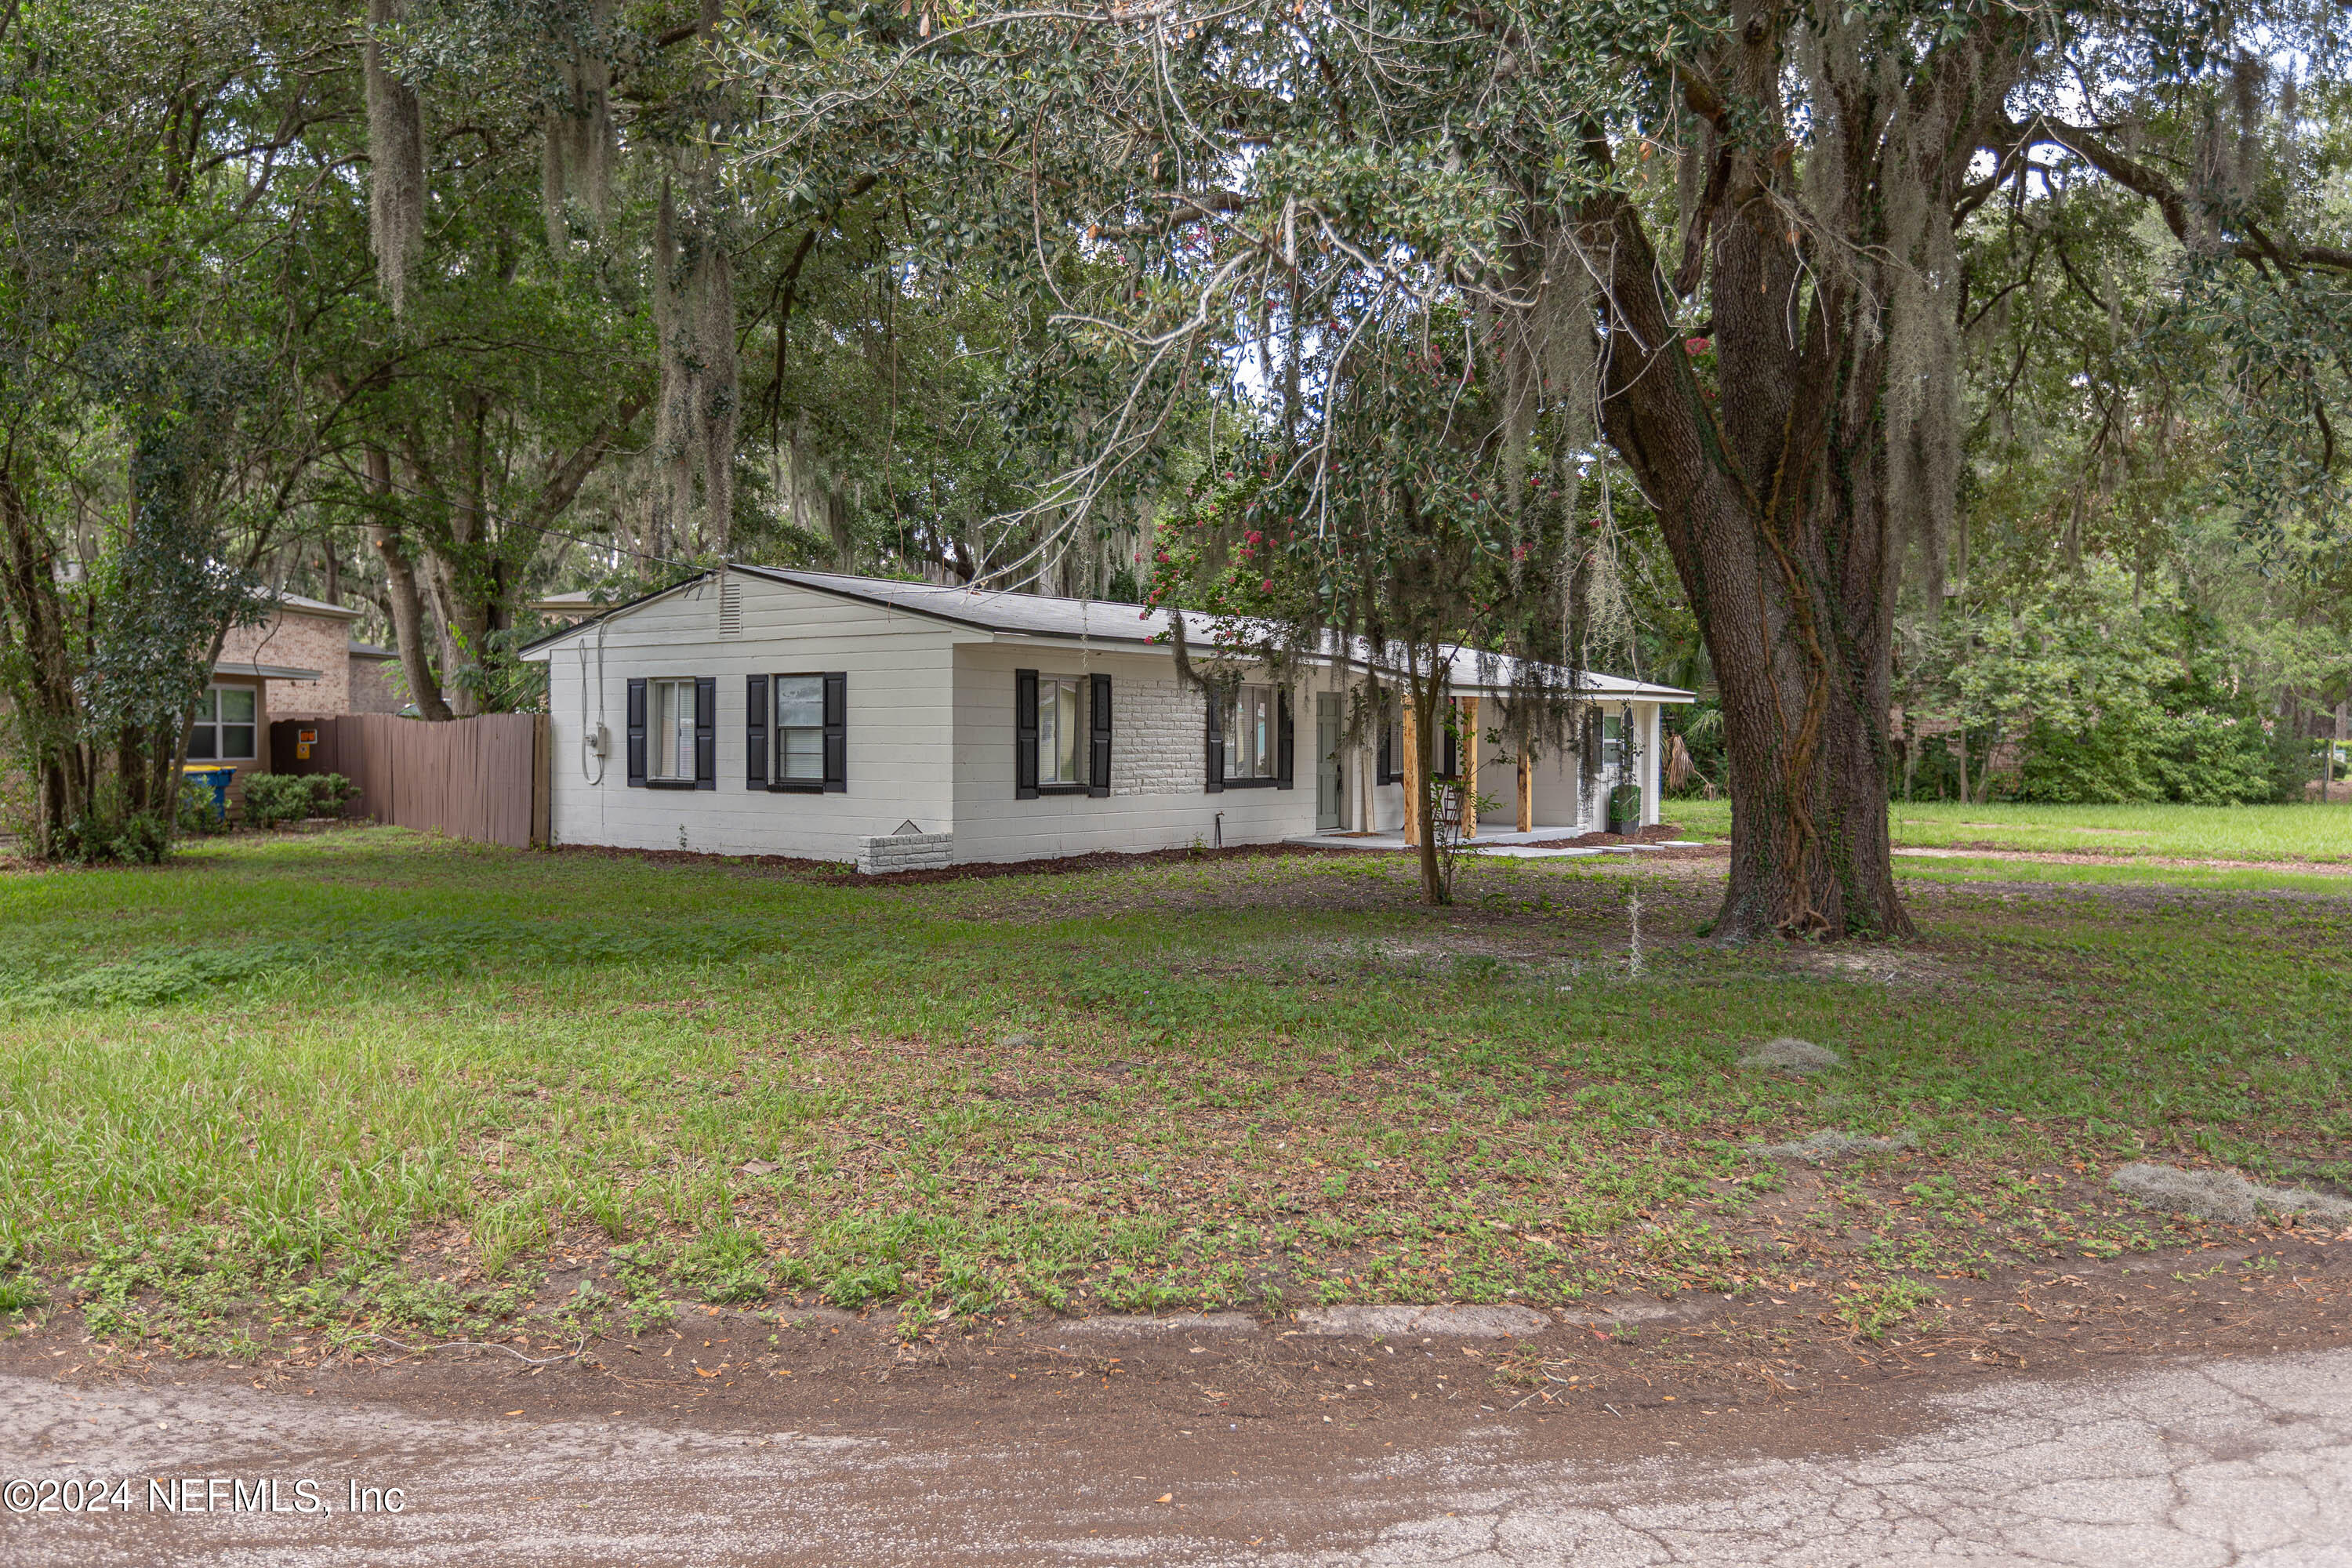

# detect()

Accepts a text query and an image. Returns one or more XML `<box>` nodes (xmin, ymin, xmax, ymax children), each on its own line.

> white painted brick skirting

<box><xmin>858</xmin><ymin>830</ymin><xmax>954</xmax><ymax>875</ymax></box>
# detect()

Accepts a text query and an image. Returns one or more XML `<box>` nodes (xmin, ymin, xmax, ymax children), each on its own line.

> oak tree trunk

<box><xmin>1584</xmin><ymin>171</ymin><xmax>1915</xmax><ymax>942</ymax></box>
<box><xmin>0</xmin><ymin>473</ymin><xmax>93</xmax><ymax>853</ymax></box>
<box><xmin>1667</xmin><ymin>475</ymin><xmax>1910</xmax><ymax>942</ymax></box>
<box><xmin>364</xmin><ymin>446</ymin><xmax>453</xmax><ymax>721</ymax></box>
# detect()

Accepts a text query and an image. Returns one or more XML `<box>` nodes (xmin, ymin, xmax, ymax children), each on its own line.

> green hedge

<box><xmin>2014</xmin><ymin>710</ymin><xmax>2280</xmax><ymax>806</ymax></box>
<box><xmin>238</xmin><ymin>772</ymin><xmax>358</xmax><ymax>828</ymax></box>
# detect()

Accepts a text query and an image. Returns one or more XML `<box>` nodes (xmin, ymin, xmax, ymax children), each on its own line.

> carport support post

<box><xmin>1402</xmin><ymin>705</ymin><xmax>1421</xmax><ymax>847</ymax></box>
<box><xmin>1460</xmin><ymin>695</ymin><xmax>1479</xmax><ymax>838</ymax></box>
<box><xmin>1516</xmin><ymin>746</ymin><xmax>1533</xmax><ymax>833</ymax></box>
<box><xmin>2336</xmin><ymin>699</ymin><xmax>2347</xmax><ymax>800</ymax></box>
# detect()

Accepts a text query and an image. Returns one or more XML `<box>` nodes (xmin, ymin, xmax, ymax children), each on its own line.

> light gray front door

<box><xmin>1316</xmin><ymin>693</ymin><xmax>1344</xmax><ymax>831</ymax></box>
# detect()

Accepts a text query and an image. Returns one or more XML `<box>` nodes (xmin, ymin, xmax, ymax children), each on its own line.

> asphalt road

<box><xmin>4</xmin><ymin>1344</ymin><xmax>2347</xmax><ymax>1565</ymax></box>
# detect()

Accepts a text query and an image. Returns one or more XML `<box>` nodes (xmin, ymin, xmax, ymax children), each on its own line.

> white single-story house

<box><xmin>519</xmin><ymin>566</ymin><xmax>1693</xmax><ymax>871</ymax></box>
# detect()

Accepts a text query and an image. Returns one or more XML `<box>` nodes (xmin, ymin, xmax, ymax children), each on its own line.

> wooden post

<box><xmin>2324</xmin><ymin>709</ymin><xmax>2336</xmax><ymax>801</ymax></box>
<box><xmin>1516</xmin><ymin>746</ymin><xmax>1534</xmax><ymax>833</ymax></box>
<box><xmin>1459</xmin><ymin>695</ymin><xmax>1479</xmax><ymax>838</ymax></box>
<box><xmin>1402</xmin><ymin>703</ymin><xmax>1421</xmax><ymax>847</ymax></box>
<box><xmin>531</xmin><ymin>713</ymin><xmax>552</xmax><ymax>848</ymax></box>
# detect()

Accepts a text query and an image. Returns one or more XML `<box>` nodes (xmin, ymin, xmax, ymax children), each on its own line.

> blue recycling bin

<box><xmin>183</xmin><ymin>765</ymin><xmax>235</xmax><ymax>822</ymax></box>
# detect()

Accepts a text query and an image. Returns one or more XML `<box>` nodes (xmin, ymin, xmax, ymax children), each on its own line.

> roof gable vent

<box><xmin>718</xmin><ymin>574</ymin><xmax>741</xmax><ymax>635</ymax></box>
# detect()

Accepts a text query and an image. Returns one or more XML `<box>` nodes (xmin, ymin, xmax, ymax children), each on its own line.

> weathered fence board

<box><xmin>267</xmin><ymin>713</ymin><xmax>547</xmax><ymax>848</ymax></box>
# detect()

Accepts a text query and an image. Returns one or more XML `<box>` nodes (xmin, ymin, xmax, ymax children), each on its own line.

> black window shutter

<box><xmin>1276</xmin><ymin>688</ymin><xmax>1295</xmax><ymax>789</ymax></box>
<box><xmin>1203</xmin><ymin>688</ymin><xmax>1224</xmax><ymax>793</ymax></box>
<box><xmin>1088</xmin><ymin>673</ymin><xmax>1112</xmax><ymax>798</ymax></box>
<box><xmin>1014</xmin><ymin>669</ymin><xmax>1039</xmax><ymax>799</ymax></box>
<box><xmin>746</xmin><ymin>674</ymin><xmax>768</xmax><ymax>788</ymax></box>
<box><xmin>822</xmin><ymin>671</ymin><xmax>848</xmax><ymax>792</ymax></box>
<box><xmin>1377</xmin><ymin>698</ymin><xmax>1393</xmax><ymax>786</ymax></box>
<box><xmin>1442</xmin><ymin>703</ymin><xmax>1458</xmax><ymax>779</ymax></box>
<box><xmin>694</xmin><ymin>676</ymin><xmax>717</xmax><ymax>789</ymax></box>
<box><xmin>625</xmin><ymin>677</ymin><xmax>648</xmax><ymax>786</ymax></box>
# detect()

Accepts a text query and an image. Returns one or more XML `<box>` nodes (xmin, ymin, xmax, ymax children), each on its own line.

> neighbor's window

<box><xmin>1602</xmin><ymin>713</ymin><xmax>1623</xmax><ymax>769</ymax></box>
<box><xmin>187</xmin><ymin>685</ymin><xmax>257</xmax><ymax>760</ymax></box>
<box><xmin>1037</xmin><ymin>676</ymin><xmax>1085</xmax><ymax>786</ymax></box>
<box><xmin>1224</xmin><ymin>684</ymin><xmax>1276</xmax><ymax>780</ymax></box>
<box><xmin>774</xmin><ymin>675</ymin><xmax>825</xmax><ymax>783</ymax></box>
<box><xmin>647</xmin><ymin>677</ymin><xmax>699</xmax><ymax>782</ymax></box>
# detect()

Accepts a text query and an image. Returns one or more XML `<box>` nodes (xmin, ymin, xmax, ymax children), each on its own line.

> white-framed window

<box><xmin>774</xmin><ymin>674</ymin><xmax>826</xmax><ymax>783</ymax></box>
<box><xmin>1037</xmin><ymin>675</ymin><xmax>1085</xmax><ymax>786</ymax></box>
<box><xmin>187</xmin><ymin>684</ymin><xmax>257</xmax><ymax>760</ymax></box>
<box><xmin>1602</xmin><ymin>713</ymin><xmax>1624</xmax><ymax>770</ymax></box>
<box><xmin>647</xmin><ymin>677</ymin><xmax>699</xmax><ymax>782</ymax></box>
<box><xmin>1224</xmin><ymin>683</ymin><xmax>1277</xmax><ymax>781</ymax></box>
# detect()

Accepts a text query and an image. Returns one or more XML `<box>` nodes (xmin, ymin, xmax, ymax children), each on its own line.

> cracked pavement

<box><xmin>3</xmin><ymin>1346</ymin><xmax>2348</xmax><ymax>1565</ymax></box>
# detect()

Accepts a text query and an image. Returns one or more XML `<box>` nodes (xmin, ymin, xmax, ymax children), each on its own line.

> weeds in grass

<box><xmin>605</xmin><ymin>1245</ymin><xmax>677</xmax><ymax>1332</ymax></box>
<box><xmin>0</xmin><ymin>829</ymin><xmax>2339</xmax><ymax>1348</ymax></box>
<box><xmin>682</xmin><ymin>1225</ymin><xmax>771</xmax><ymax>1305</ymax></box>
<box><xmin>0</xmin><ymin>1274</ymin><xmax>45</xmax><ymax>1317</ymax></box>
<box><xmin>1831</xmin><ymin>1277</ymin><xmax>1941</xmax><ymax>1340</ymax></box>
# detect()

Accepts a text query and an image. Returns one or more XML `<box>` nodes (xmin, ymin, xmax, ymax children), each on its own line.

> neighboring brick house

<box><xmin>217</xmin><ymin>592</ymin><xmax>365</xmax><ymax>720</ymax></box>
<box><xmin>345</xmin><ymin>641</ymin><xmax>407</xmax><ymax>715</ymax></box>
<box><xmin>196</xmin><ymin>594</ymin><xmax>407</xmax><ymax>807</ymax></box>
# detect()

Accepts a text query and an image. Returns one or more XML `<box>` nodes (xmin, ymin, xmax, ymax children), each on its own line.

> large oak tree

<box><xmin>734</xmin><ymin>0</ymin><xmax>2351</xmax><ymax>939</ymax></box>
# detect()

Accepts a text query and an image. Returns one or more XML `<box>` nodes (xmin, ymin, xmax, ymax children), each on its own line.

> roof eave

<box><xmin>728</xmin><ymin>563</ymin><xmax>1148</xmax><ymax>641</ymax></box>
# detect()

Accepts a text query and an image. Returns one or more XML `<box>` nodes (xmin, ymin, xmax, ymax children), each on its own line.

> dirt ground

<box><xmin>9</xmin><ymin>1231</ymin><xmax>2344</xmax><ymax>1465</ymax></box>
<box><xmin>7</xmin><ymin>838</ymin><xmax>2349</xmax><ymax>1562</ymax></box>
<box><xmin>4</xmin><ymin>1235</ymin><xmax>2349</xmax><ymax>1565</ymax></box>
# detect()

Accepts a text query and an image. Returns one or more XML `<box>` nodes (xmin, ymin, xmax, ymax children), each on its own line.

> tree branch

<box><xmin>2026</xmin><ymin>116</ymin><xmax>2352</xmax><ymax>276</ymax></box>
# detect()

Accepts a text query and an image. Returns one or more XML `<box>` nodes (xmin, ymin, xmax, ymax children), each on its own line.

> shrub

<box><xmin>238</xmin><ymin>772</ymin><xmax>314</xmax><ymax>828</ymax></box>
<box><xmin>57</xmin><ymin>805</ymin><xmax>172</xmax><ymax>864</ymax></box>
<box><xmin>2015</xmin><ymin>707</ymin><xmax>2274</xmax><ymax>806</ymax></box>
<box><xmin>176</xmin><ymin>779</ymin><xmax>226</xmax><ymax>836</ymax></box>
<box><xmin>1606</xmin><ymin>782</ymin><xmax>1645</xmax><ymax>832</ymax></box>
<box><xmin>304</xmin><ymin>772</ymin><xmax>357</xmax><ymax>817</ymax></box>
<box><xmin>2266</xmin><ymin>728</ymin><xmax>2324</xmax><ymax>805</ymax></box>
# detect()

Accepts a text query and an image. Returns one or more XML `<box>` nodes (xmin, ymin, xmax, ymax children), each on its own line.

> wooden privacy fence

<box><xmin>269</xmin><ymin>713</ymin><xmax>550</xmax><ymax>848</ymax></box>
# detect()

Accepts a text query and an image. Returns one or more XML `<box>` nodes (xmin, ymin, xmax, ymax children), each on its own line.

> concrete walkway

<box><xmin>5</xmin><ymin>1348</ymin><xmax>2346</xmax><ymax>1565</ymax></box>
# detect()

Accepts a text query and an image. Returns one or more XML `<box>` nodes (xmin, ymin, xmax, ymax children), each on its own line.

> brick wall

<box><xmin>347</xmin><ymin>656</ymin><xmax>406</xmax><ymax>715</ymax></box>
<box><xmin>218</xmin><ymin>608</ymin><xmax>357</xmax><ymax>720</ymax></box>
<box><xmin>857</xmin><ymin>830</ymin><xmax>955</xmax><ymax>873</ymax></box>
<box><xmin>1108</xmin><ymin>674</ymin><xmax>1207</xmax><ymax>797</ymax></box>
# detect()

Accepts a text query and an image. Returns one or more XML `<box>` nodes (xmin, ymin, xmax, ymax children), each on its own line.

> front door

<box><xmin>1316</xmin><ymin>693</ymin><xmax>1345</xmax><ymax>831</ymax></box>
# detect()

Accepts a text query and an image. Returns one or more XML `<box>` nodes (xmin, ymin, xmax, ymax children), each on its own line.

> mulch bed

<box><xmin>548</xmin><ymin>823</ymin><xmax>1727</xmax><ymax>888</ymax></box>
<box><xmin>547</xmin><ymin>838</ymin><xmax>1333</xmax><ymax>887</ymax></box>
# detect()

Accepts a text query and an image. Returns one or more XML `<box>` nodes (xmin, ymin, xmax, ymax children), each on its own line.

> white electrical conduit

<box><xmin>579</xmin><ymin>618</ymin><xmax>608</xmax><ymax>784</ymax></box>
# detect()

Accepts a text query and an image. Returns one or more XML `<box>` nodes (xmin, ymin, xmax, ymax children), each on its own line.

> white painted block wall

<box><xmin>538</xmin><ymin>573</ymin><xmax>960</xmax><ymax>862</ymax></box>
<box><xmin>949</xmin><ymin>643</ymin><xmax>1318</xmax><ymax>862</ymax></box>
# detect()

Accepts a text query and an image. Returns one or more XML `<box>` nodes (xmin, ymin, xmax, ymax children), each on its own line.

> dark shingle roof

<box><xmin>526</xmin><ymin>565</ymin><xmax>1695</xmax><ymax>701</ymax></box>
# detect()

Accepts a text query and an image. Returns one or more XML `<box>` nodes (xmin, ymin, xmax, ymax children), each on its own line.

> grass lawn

<box><xmin>1671</xmin><ymin>797</ymin><xmax>2352</xmax><ymax>865</ymax></box>
<box><xmin>0</xmin><ymin>829</ymin><xmax>2346</xmax><ymax>1356</ymax></box>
